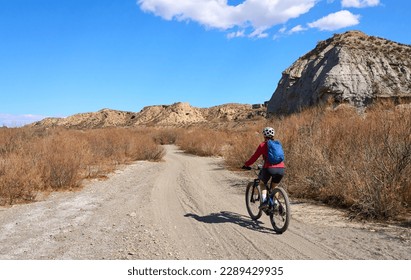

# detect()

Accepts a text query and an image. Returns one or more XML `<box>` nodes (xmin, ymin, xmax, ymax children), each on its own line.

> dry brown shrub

<box><xmin>188</xmin><ymin>105</ymin><xmax>410</xmax><ymax>220</ymax></box>
<box><xmin>0</xmin><ymin>154</ymin><xmax>42</xmax><ymax>205</ymax></box>
<box><xmin>0</xmin><ymin>127</ymin><xmax>164</xmax><ymax>205</ymax></box>
<box><xmin>176</xmin><ymin>128</ymin><xmax>229</xmax><ymax>157</ymax></box>
<box><xmin>224</xmin><ymin>131</ymin><xmax>263</xmax><ymax>169</ymax></box>
<box><xmin>275</xmin><ymin>105</ymin><xmax>411</xmax><ymax>220</ymax></box>
<box><xmin>129</xmin><ymin>129</ymin><xmax>165</xmax><ymax>161</ymax></box>
<box><xmin>346</xmin><ymin>108</ymin><xmax>411</xmax><ymax>219</ymax></box>
<box><xmin>2</xmin><ymin>107</ymin><xmax>409</xmax><ymax>220</ymax></box>
<box><xmin>37</xmin><ymin>132</ymin><xmax>84</xmax><ymax>190</ymax></box>
<box><xmin>151</xmin><ymin>128</ymin><xmax>181</xmax><ymax>145</ymax></box>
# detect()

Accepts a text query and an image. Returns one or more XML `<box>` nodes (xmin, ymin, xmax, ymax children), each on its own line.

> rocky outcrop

<box><xmin>135</xmin><ymin>102</ymin><xmax>206</xmax><ymax>125</ymax></box>
<box><xmin>267</xmin><ymin>30</ymin><xmax>411</xmax><ymax>115</ymax></box>
<box><xmin>201</xmin><ymin>103</ymin><xmax>265</xmax><ymax>121</ymax></box>
<box><xmin>30</xmin><ymin>102</ymin><xmax>266</xmax><ymax>129</ymax></box>
<box><xmin>33</xmin><ymin>109</ymin><xmax>138</xmax><ymax>129</ymax></box>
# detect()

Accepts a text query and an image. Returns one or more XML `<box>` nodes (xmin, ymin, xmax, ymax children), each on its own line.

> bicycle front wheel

<box><xmin>269</xmin><ymin>187</ymin><xmax>290</xmax><ymax>234</ymax></box>
<box><xmin>245</xmin><ymin>182</ymin><xmax>262</xmax><ymax>220</ymax></box>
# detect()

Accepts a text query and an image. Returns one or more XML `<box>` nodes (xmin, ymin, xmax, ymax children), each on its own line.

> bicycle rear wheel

<box><xmin>269</xmin><ymin>187</ymin><xmax>290</xmax><ymax>234</ymax></box>
<box><xmin>245</xmin><ymin>182</ymin><xmax>262</xmax><ymax>220</ymax></box>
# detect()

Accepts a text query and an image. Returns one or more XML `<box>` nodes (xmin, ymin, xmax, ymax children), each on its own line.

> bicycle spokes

<box><xmin>251</xmin><ymin>188</ymin><xmax>259</xmax><ymax>203</ymax></box>
<box><xmin>246</xmin><ymin>183</ymin><xmax>263</xmax><ymax>220</ymax></box>
<box><xmin>269</xmin><ymin>187</ymin><xmax>290</xmax><ymax>234</ymax></box>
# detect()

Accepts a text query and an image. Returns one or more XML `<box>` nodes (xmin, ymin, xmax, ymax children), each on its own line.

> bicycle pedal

<box><xmin>259</xmin><ymin>203</ymin><xmax>269</xmax><ymax>210</ymax></box>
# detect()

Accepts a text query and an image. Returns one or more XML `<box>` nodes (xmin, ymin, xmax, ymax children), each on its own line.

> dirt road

<box><xmin>0</xmin><ymin>145</ymin><xmax>409</xmax><ymax>260</ymax></box>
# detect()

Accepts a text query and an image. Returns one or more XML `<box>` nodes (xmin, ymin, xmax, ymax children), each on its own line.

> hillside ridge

<box><xmin>31</xmin><ymin>102</ymin><xmax>266</xmax><ymax>129</ymax></box>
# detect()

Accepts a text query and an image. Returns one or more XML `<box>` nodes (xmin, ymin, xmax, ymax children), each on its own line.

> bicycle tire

<box><xmin>269</xmin><ymin>187</ymin><xmax>290</xmax><ymax>234</ymax></box>
<box><xmin>245</xmin><ymin>182</ymin><xmax>263</xmax><ymax>220</ymax></box>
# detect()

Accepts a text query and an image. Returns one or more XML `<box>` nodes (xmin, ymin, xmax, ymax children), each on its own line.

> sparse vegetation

<box><xmin>0</xmin><ymin>127</ymin><xmax>164</xmax><ymax>205</ymax></box>
<box><xmin>175</xmin><ymin>128</ymin><xmax>230</xmax><ymax>157</ymax></box>
<box><xmin>278</xmin><ymin>105</ymin><xmax>411</xmax><ymax>220</ymax></box>
<box><xmin>166</xmin><ymin>105</ymin><xmax>411</xmax><ymax>221</ymax></box>
<box><xmin>1</xmin><ymin>105</ymin><xmax>410</xmax><ymax>221</ymax></box>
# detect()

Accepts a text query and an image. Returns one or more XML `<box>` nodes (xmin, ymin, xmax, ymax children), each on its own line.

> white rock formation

<box><xmin>267</xmin><ymin>31</ymin><xmax>411</xmax><ymax>115</ymax></box>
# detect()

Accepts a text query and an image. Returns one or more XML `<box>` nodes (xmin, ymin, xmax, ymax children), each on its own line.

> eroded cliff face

<box><xmin>267</xmin><ymin>31</ymin><xmax>411</xmax><ymax>115</ymax></box>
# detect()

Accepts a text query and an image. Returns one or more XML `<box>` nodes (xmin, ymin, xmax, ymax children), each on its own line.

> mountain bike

<box><xmin>245</xmin><ymin>165</ymin><xmax>290</xmax><ymax>234</ymax></box>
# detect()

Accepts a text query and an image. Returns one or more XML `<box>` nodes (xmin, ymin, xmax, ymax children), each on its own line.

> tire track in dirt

<box><xmin>149</xmin><ymin>146</ymin><xmax>349</xmax><ymax>259</ymax></box>
<box><xmin>0</xmin><ymin>145</ymin><xmax>409</xmax><ymax>260</ymax></box>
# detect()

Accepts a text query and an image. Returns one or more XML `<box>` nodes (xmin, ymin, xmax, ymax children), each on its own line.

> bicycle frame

<box><xmin>252</xmin><ymin>167</ymin><xmax>275</xmax><ymax>200</ymax></box>
<box><xmin>246</xmin><ymin>164</ymin><xmax>291</xmax><ymax>233</ymax></box>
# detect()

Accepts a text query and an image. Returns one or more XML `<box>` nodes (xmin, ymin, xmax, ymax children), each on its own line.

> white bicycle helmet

<box><xmin>262</xmin><ymin>127</ymin><xmax>275</xmax><ymax>138</ymax></box>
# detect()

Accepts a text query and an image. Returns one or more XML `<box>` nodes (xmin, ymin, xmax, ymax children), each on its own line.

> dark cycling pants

<box><xmin>260</xmin><ymin>167</ymin><xmax>284</xmax><ymax>185</ymax></box>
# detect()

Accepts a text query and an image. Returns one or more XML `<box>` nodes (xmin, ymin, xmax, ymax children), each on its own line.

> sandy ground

<box><xmin>0</xmin><ymin>145</ymin><xmax>409</xmax><ymax>260</ymax></box>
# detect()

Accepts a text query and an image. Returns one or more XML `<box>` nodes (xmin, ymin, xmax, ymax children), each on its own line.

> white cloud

<box><xmin>308</xmin><ymin>10</ymin><xmax>360</xmax><ymax>31</ymax></box>
<box><xmin>0</xmin><ymin>113</ymin><xmax>47</xmax><ymax>127</ymax></box>
<box><xmin>341</xmin><ymin>0</ymin><xmax>380</xmax><ymax>8</ymax></box>
<box><xmin>289</xmin><ymin>24</ymin><xmax>307</xmax><ymax>33</ymax></box>
<box><xmin>248</xmin><ymin>26</ymin><xmax>269</xmax><ymax>38</ymax></box>
<box><xmin>138</xmin><ymin>0</ymin><xmax>318</xmax><ymax>37</ymax></box>
<box><xmin>227</xmin><ymin>30</ymin><xmax>246</xmax><ymax>39</ymax></box>
<box><xmin>278</xmin><ymin>26</ymin><xmax>287</xmax><ymax>33</ymax></box>
<box><xmin>138</xmin><ymin>0</ymin><xmax>382</xmax><ymax>38</ymax></box>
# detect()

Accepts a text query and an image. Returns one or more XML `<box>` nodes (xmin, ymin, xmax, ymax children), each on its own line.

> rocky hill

<box><xmin>30</xmin><ymin>102</ymin><xmax>266</xmax><ymax>129</ymax></box>
<box><xmin>267</xmin><ymin>30</ymin><xmax>411</xmax><ymax>115</ymax></box>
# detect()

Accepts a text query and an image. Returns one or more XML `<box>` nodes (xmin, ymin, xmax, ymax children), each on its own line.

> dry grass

<box><xmin>2</xmin><ymin>105</ymin><xmax>410</xmax><ymax>221</ymax></box>
<box><xmin>279</xmin><ymin>105</ymin><xmax>411</xmax><ymax>220</ymax></box>
<box><xmin>175</xmin><ymin>128</ymin><xmax>230</xmax><ymax>157</ymax></box>
<box><xmin>165</xmin><ymin>105</ymin><xmax>410</xmax><ymax>221</ymax></box>
<box><xmin>0</xmin><ymin>127</ymin><xmax>164</xmax><ymax>205</ymax></box>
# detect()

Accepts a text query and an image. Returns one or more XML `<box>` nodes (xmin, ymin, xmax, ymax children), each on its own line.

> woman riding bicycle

<box><xmin>242</xmin><ymin>127</ymin><xmax>285</xmax><ymax>210</ymax></box>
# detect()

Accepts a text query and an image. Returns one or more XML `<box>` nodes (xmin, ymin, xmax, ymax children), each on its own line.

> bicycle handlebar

<box><xmin>242</xmin><ymin>164</ymin><xmax>263</xmax><ymax>170</ymax></box>
<box><xmin>242</xmin><ymin>164</ymin><xmax>263</xmax><ymax>177</ymax></box>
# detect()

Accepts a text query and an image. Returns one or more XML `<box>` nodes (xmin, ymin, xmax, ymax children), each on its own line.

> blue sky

<box><xmin>0</xmin><ymin>0</ymin><xmax>409</xmax><ymax>126</ymax></box>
